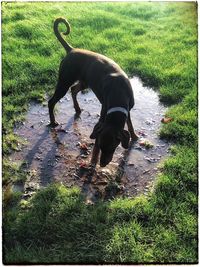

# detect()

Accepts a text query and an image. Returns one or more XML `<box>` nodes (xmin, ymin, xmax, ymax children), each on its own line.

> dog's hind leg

<box><xmin>71</xmin><ymin>82</ymin><xmax>85</xmax><ymax>114</ymax></box>
<box><xmin>48</xmin><ymin>80</ymin><xmax>71</xmax><ymax>127</ymax></box>
<box><xmin>127</xmin><ymin>113</ymin><xmax>138</xmax><ymax>141</ymax></box>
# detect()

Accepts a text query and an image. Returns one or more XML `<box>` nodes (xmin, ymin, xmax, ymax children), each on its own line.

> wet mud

<box><xmin>11</xmin><ymin>77</ymin><xmax>170</xmax><ymax>203</ymax></box>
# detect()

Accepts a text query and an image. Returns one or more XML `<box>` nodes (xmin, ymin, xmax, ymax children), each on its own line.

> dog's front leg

<box><xmin>90</xmin><ymin>105</ymin><xmax>106</xmax><ymax>139</ymax></box>
<box><xmin>90</xmin><ymin>105</ymin><xmax>106</xmax><ymax>165</ymax></box>
<box><xmin>127</xmin><ymin>113</ymin><xmax>138</xmax><ymax>141</ymax></box>
<box><xmin>90</xmin><ymin>139</ymin><xmax>100</xmax><ymax>166</ymax></box>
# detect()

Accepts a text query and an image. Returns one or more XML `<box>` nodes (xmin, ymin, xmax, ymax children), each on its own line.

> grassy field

<box><xmin>2</xmin><ymin>2</ymin><xmax>198</xmax><ymax>264</ymax></box>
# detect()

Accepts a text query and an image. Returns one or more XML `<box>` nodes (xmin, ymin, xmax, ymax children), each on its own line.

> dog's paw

<box><xmin>47</xmin><ymin>121</ymin><xmax>59</xmax><ymax>128</ymax></box>
<box><xmin>131</xmin><ymin>133</ymin><xmax>139</xmax><ymax>141</ymax></box>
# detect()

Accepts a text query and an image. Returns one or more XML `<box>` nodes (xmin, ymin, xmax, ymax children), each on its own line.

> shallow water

<box><xmin>11</xmin><ymin>77</ymin><xmax>169</xmax><ymax>202</ymax></box>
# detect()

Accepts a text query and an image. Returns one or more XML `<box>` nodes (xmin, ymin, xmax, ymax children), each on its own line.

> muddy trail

<box><xmin>11</xmin><ymin>77</ymin><xmax>170</xmax><ymax>203</ymax></box>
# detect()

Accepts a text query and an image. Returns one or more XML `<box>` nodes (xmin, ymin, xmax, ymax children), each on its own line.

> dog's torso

<box><xmin>60</xmin><ymin>48</ymin><xmax>134</xmax><ymax>111</ymax></box>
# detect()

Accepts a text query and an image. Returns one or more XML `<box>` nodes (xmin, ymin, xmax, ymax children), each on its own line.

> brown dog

<box><xmin>48</xmin><ymin>18</ymin><xmax>138</xmax><ymax>167</ymax></box>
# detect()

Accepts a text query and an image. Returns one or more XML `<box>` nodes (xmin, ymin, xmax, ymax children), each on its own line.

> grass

<box><xmin>2</xmin><ymin>1</ymin><xmax>198</xmax><ymax>264</ymax></box>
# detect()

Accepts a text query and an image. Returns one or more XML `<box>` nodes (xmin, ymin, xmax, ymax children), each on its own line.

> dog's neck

<box><xmin>107</xmin><ymin>107</ymin><xmax>128</xmax><ymax>117</ymax></box>
<box><xmin>105</xmin><ymin>111</ymin><xmax>127</xmax><ymax>130</ymax></box>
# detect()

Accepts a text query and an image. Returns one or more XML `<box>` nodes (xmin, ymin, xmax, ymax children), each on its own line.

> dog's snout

<box><xmin>100</xmin><ymin>156</ymin><xmax>108</xmax><ymax>167</ymax></box>
<box><xmin>100</xmin><ymin>152</ymin><xmax>113</xmax><ymax>167</ymax></box>
<box><xmin>100</xmin><ymin>162</ymin><xmax>107</xmax><ymax>167</ymax></box>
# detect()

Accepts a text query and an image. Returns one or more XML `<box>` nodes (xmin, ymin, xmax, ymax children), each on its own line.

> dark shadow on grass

<box><xmin>3</xmin><ymin>183</ymin><xmax>112</xmax><ymax>264</ymax></box>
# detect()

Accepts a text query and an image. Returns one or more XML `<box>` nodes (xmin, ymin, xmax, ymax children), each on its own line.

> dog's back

<box><xmin>60</xmin><ymin>47</ymin><xmax>129</xmax><ymax>103</ymax></box>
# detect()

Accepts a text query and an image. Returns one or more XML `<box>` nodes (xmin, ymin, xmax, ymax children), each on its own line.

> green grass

<box><xmin>2</xmin><ymin>2</ymin><xmax>198</xmax><ymax>264</ymax></box>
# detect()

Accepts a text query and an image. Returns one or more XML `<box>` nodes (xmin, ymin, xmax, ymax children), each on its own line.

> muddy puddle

<box><xmin>10</xmin><ymin>77</ymin><xmax>170</xmax><ymax>203</ymax></box>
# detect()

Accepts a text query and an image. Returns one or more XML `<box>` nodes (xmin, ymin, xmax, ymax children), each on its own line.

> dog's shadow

<box><xmin>19</xmin><ymin>114</ymin><xmax>77</xmax><ymax>190</ymax></box>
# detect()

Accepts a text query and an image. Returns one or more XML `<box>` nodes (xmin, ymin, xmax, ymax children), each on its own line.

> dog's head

<box><xmin>90</xmin><ymin>123</ymin><xmax>130</xmax><ymax>167</ymax></box>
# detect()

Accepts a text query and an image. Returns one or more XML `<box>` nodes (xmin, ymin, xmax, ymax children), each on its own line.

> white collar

<box><xmin>107</xmin><ymin>107</ymin><xmax>128</xmax><ymax>117</ymax></box>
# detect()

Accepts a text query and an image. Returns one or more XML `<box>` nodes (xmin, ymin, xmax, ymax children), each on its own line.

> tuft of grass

<box><xmin>160</xmin><ymin>89</ymin><xmax>198</xmax><ymax>146</ymax></box>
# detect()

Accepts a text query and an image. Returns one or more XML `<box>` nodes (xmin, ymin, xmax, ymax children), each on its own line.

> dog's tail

<box><xmin>54</xmin><ymin>18</ymin><xmax>73</xmax><ymax>53</ymax></box>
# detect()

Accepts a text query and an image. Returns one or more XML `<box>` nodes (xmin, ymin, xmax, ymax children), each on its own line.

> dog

<box><xmin>48</xmin><ymin>18</ymin><xmax>138</xmax><ymax>167</ymax></box>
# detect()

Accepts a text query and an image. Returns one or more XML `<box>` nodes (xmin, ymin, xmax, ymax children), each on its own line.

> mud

<box><xmin>10</xmin><ymin>77</ymin><xmax>170</xmax><ymax>203</ymax></box>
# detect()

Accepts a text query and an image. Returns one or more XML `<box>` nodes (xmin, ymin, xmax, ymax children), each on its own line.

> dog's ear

<box><xmin>118</xmin><ymin>130</ymin><xmax>130</xmax><ymax>149</ymax></box>
<box><xmin>90</xmin><ymin>122</ymin><xmax>103</xmax><ymax>139</ymax></box>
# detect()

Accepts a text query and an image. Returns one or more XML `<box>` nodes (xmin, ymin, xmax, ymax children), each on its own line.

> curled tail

<box><xmin>54</xmin><ymin>18</ymin><xmax>73</xmax><ymax>53</ymax></box>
